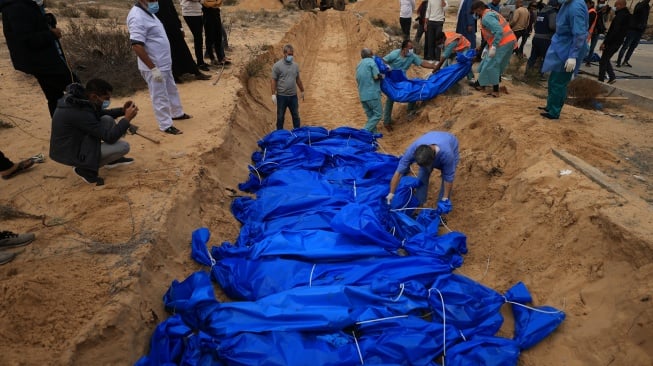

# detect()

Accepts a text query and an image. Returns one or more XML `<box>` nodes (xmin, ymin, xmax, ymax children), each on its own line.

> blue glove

<box><xmin>437</xmin><ymin>199</ymin><xmax>452</xmax><ymax>215</ymax></box>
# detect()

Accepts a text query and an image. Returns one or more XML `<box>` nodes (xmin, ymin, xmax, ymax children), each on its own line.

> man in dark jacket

<box><xmin>616</xmin><ymin>0</ymin><xmax>650</xmax><ymax>67</ymax></box>
<box><xmin>525</xmin><ymin>0</ymin><xmax>559</xmax><ymax>77</ymax></box>
<box><xmin>597</xmin><ymin>0</ymin><xmax>630</xmax><ymax>83</ymax></box>
<box><xmin>50</xmin><ymin>79</ymin><xmax>138</xmax><ymax>186</ymax></box>
<box><xmin>0</xmin><ymin>0</ymin><xmax>78</xmax><ymax>116</ymax></box>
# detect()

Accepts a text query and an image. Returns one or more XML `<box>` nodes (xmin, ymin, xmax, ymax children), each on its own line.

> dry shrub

<box><xmin>244</xmin><ymin>44</ymin><xmax>275</xmax><ymax>78</ymax></box>
<box><xmin>567</xmin><ymin>78</ymin><xmax>602</xmax><ymax>107</ymax></box>
<box><xmin>84</xmin><ymin>6</ymin><xmax>109</xmax><ymax>19</ymax></box>
<box><xmin>63</xmin><ymin>20</ymin><xmax>146</xmax><ymax>96</ymax></box>
<box><xmin>58</xmin><ymin>6</ymin><xmax>81</xmax><ymax>18</ymax></box>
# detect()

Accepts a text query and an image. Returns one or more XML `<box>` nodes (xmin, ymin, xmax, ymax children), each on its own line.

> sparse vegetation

<box><xmin>58</xmin><ymin>6</ymin><xmax>81</xmax><ymax>18</ymax></box>
<box><xmin>84</xmin><ymin>6</ymin><xmax>109</xmax><ymax>19</ymax></box>
<box><xmin>244</xmin><ymin>44</ymin><xmax>275</xmax><ymax>78</ymax></box>
<box><xmin>64</xmin><ymin>20</ymin><xmax>146</xmax><ymax>96</ymax></box>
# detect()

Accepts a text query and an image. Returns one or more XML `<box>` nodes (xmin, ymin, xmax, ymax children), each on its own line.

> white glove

<box><xmin>151</xmin><ymin>67</ymin><xmax>163</xmax><ymax>82</ymax></box>
<box><xmin>300</xmin><ymin>91</ymin><xmax>305</xmax><ymax>101</ymax></box>
<box><xmin>385</xmin><ymin>193</ymin><xmax>394</xmax><ymax>205</ymax></box>
<box><xmin>564</xmin><ymin>58</ymin><xmax>576</xmax><ymax>73</ymax></box>
<box><xmin>271</xmin><ymin>94</ymin><xmax>277</xmax><ymax>105</ymax></box>
<box><xmin>488</xmin><ymin>47</ymin><xmax>496</xmax><ymax>58</ymax></box>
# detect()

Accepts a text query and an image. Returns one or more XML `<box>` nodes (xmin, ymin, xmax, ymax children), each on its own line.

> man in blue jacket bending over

<box><xmin>386</xmin><ymin>131</ymin><xmax>459</xmax><ymax>214</ymax></box>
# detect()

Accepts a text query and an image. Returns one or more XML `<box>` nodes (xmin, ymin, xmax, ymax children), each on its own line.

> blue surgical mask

<box><xmin>285</xmin><ymin>55</ymin><xmax>294</xmax><ymax>62</ymax></box>
<box><xmin>147</xmin><ymin>1</ymin><xmax>159</xmax><ymax>14</ymax></box>
<box><xmin>101</xmin><ymin>100</ymin><xmax>111</xmax><ymax>109</ymax></box>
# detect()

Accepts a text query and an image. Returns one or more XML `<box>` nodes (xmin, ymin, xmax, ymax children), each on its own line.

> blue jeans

<box><xmin>276</xmin><ymin>94</ymin><xmax>300</xmax><ymax>130</ymax></box>
<box><xmin>416</xmin><ymin>167</ymin><xmax>449</xmax><ymax>205</ymax></box>
<box><xmin>617</xmin><ymin>30</ymin><xmax>642</xmax><ymax>64</ymax></box>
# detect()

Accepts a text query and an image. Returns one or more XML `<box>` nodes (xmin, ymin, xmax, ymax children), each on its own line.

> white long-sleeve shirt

<box><xmin>425</xmin><ymin>0</ymin><xmax>446</xmax><ymax>21</ymax></box>
<box><xmin>400</xmin><ymin>0</ymin><xmax>416</xmax><ymax>18</ymax></box>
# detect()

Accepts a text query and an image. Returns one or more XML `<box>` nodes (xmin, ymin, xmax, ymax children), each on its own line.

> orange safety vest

<box><xmin>587</xmin><ymin>8</ymin><xmax>597</xmax><ymax>42</ymax></box>
<box><xmin>444</xmin><ymin>32</ymin><xmax>471</xmax><ymax>52</ymax></box>
<box><xmin>480</xmin><ymin>9</ymin><xmax>517</xmax><ymax>48</ymax></box>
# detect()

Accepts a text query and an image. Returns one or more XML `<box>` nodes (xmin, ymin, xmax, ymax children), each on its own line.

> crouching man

<box><xmin>50</xmin><ymin>79</ymin><xmax>139</xmax><ymax>186</ymax></box>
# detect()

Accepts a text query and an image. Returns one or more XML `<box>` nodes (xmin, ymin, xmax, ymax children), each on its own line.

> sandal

<box><xmin>164</xmin><ymin>126</ymin><xmax>183</xmax><ymax>135</ymax></box>
<box><xmin>172</xmin><ymin>113</ymin><xmax>192</xmax><ymax>120</ymax></box>
<box><xmin>1</xmin><ymin>158</ymin><xmax>34</xmax><ymax>180</ymax></box>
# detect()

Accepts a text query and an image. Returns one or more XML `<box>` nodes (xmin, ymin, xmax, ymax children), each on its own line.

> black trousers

<box><xmin>399</xmin><ymin>17</ymin><xmax>412</xmax><ymax>40</ymax></box>
<box><xmin>0</xmin><ymin>150</ymin><xmax>14</xmax><ymax>172</ymax></box>
<box><xmin>598</xmin><ymin>44</ymin><xmax>619</xmax><ymax>82</ymax></box>
<box><xmin>34</xmin><ymin>72</ymin><xmax>78</xmax><ymax>117</ymax></box>
<box><xmin>425</xmin><ymin>20</ymin><xmax>444</xmax><ymax>60</ymax></box>
<box><xmin>184</xmin><ymin>15</ymin><xmax>205</xmax><ymax>66</ymax></box>
<box><xmin>203</xmin><ymin>7</ymin><xmax>224</xmax><ymax>61</ymax></box>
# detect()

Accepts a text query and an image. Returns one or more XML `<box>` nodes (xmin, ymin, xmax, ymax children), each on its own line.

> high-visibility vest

<box><xmin>480</xmin><ymin>9</ymin><xmax>517</xmax><ymax>48</ymax></box>
<box><xmin>444</xmin><ymin>32</ymin><xmax>471</xmax><ymax>52</ymax></box>
<box><xmin>587</xmin><ymin>8</ymin><xmax>597</xmax><ymax>41</ymax></box>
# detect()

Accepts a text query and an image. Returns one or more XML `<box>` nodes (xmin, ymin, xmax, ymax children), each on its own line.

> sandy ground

<box><xmin>0</xmin><ymin>0</ymin><xmax>652</xmax><ymax>365</ymax></box>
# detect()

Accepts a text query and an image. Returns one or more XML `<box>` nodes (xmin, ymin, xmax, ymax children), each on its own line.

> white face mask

<box><xmin>408</xmin><ymin>49</ymin><xmax>414</xmax><ymax>55</ymax></box>
<box><xmin>33</xmin><ymin>0</ymin><xmax>44</xmax><ymax>6</ymax></box>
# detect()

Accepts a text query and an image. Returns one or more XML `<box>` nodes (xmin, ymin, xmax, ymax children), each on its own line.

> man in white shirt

<box><xmin>399</xmin><ymin>0</ymin><xmax>416</xmax><ymax>40</ymax></box>
<box><xmin>424</xmin><ymin>0</ymin><xmax>447</xmax><ymax>60</ymax></box>
<box><xmin>127</xmin><ymin>0</ymin><xmax>189</xmax><ymax>135</ymax></box>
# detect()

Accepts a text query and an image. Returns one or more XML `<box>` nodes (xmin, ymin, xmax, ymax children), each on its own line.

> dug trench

<box><xmin>2</xmin><ymin>7</ymin><xmax>651</xmax><ymax>366</ymax></box>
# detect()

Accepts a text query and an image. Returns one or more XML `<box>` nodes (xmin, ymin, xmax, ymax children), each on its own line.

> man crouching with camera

<box><xmin>50</xmin><ymin>79</ymin><xmax>139</xmax><ymax>186</ymax></box>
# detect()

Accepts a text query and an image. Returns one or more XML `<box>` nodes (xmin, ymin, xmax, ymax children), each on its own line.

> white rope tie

<box><xmin>392</xmin><ymin>283</ymin><xmax>405</xmax><ymax>302</ymax></box>
<box><xmin>401</xmin><ymin>238</ymin><xmax>405</xmax><ymax>247</ymax></box>
<box><xmin>353</xmin><ymin>180</ymin><xmax>357</xmax><ymax>198</ymax></box>
<box><xmin>400</xmin><ymin>188</ymin><xmax>414</xmax><ymax>210</ymax></box>
<box><xmin>309</xmin><ymin>263</ymin><xmax>316</xmax><ymax>287</ymax></box>
<box><xmin>247</xmin><ymin>164</ymin><xmax>262</xmax><ymax>183</ymax></box>
<box><xmin>439</xmin><ymin>216</ymin><xmax>452</xmax><ymax>232</ymax></box>
<box><xmin>503</xmin><ymin>297</ymin><xmax>565</xmax><ymax>314</ymax></box>
<box><xmin>352</xmin><ymin>331</ymin><xmax>364</xmax><ymax>365</ymax></box>
<box><xmin>390</xmin><ymin>207</ymin><xmax>438</xmax><ymax>212</ymax></box>
<box><xmin>429</xmin><ymin>287</ymin><xmax>447</xmax><ymax>365</ymax></box>
<box><xmin>458</xmin><ymin>330</ymin><xmax>467</xmax><ymax>341</ymax></box>
<box><xmin>355</xmin><ymin>315</ymin><xmax>409</xmax><ymax>325</ymax></box>
<box><xmin>262</xmin><ymin>147</ymin><xmax>267</xmax><ymax>161</ymax></box>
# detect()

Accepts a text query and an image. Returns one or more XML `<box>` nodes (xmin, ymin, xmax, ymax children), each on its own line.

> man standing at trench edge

<box><xmin>271</xmin><ymin>44</ymin><xmax>305</xmax><ymax>130</ymax></box>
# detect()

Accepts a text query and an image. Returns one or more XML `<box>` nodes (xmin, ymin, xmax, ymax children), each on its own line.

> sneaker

<box><xmin>164</xmin><ymin>126</ymin><xmax>183</xmax><ymax>135</ymax></box>
<box><xmin>0</xmin><ymin>252</ymin><xmax>16</xmax><ymax>265</ymax></box>
<box><xmin>615</xmin><ymin>62</ymin><xmax>622</xmax><ymax>67</ymax></box>
<box><xmin>73</xmin><ymin>167</ymin><xmax>104</xmax><ymax>186</ymax></box>
<box><xmin>607</xmin><ymin>78</ymin><xmax>617</xmax><ymax>85</ymax></box>
<box><xmin>195</xmin><ymin>73</ymin><xmax>211</xmax><ymax>80</ymax></box>
<box><xmin>0</xmin><ymin>231</ymin><xmax>35</xmax><ymax>249</ymax></box>
<box><xmin>198</xmin><ymin>64</ymin><xmax>210</xmax><ymax>72</ymax></box>
<box><xmin>623</xmin><ymin>62</ymin><xmax>632</xmax><ymax>67</ymax></box>
<box><xmin>105</xmin><ymin>157</ymin><xmax>134</xmax><ymax>169</ymax></box>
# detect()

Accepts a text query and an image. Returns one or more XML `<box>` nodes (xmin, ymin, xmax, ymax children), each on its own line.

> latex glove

<box><xmin>300</xmin><ymin>91</ymin><xmax>305</xmax><ymax>101</ymax></box>
<box><xmin>271</xmin><ymin>94</ymin><xmax>277</xmax><ymax>105</ymax></box>
<box><xmin>564</xmin><ymin>58</ymin><xmax>576</xmax><ymax>73</ymax></box>
<box><xmin>436</xmin><ymin>199</ymin><xmax>452</xmax><ymax>215</ymax></box>
<box><xmin>151</xmin><ymin>67</ymin><xmax>163</xmax><ymax>82</ymax></box>
<box><xmin>488</xmin><ymin>47</ymin><xmax>496</xmax><ymax>58</ymax></box>
<box><xmin>385</xmin><ymin>193</ymin><xmax>394</xmax><ymax>205</ymax></box>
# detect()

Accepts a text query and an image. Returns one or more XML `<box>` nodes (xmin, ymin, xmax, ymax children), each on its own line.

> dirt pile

<box><xmin>0</xmin><ymin>0</ymin><xmax>651</xmax><ymax>365</ymax></box>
